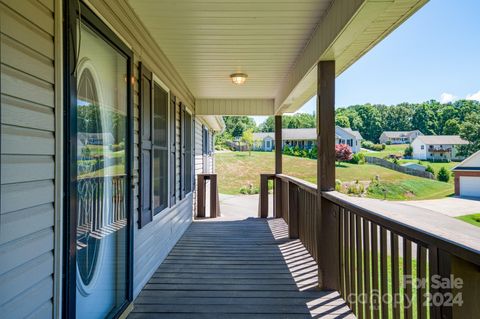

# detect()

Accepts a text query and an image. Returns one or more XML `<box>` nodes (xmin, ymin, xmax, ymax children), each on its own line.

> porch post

<box><xmin>274</xmin><ymin>115</ymin><xmax>283</xmax><ymax>218</ymax></box>
<box><xmin>316</xmin><ymin>60</ymin><xmax>339</xmax><ymax>290</ymax></box>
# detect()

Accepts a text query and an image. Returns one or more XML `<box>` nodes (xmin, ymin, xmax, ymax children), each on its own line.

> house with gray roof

<box><xmin>411</xmin><ymin>135</ymin><xmax>469</xmax><ymax>161</ymax></box>
<box><xmin>253</xmin><ymin>127</ymin><xmax>363</xmax><ymax>153</ymax></box>
<box><xmin>379</xmin><ymin>130</ymin><xmax>423</xmax><ymax>144</ymax></box>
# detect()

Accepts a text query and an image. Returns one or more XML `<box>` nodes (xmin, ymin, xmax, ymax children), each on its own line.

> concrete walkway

<box><xmin>218</xmin><ymin>193</ymin><xmax>273</xmax><ymax>220</ymax></box>
<box><xmin>394</xmin><ymin>196</ymin><xmax>480</xmax><ymax>217</ymax></box>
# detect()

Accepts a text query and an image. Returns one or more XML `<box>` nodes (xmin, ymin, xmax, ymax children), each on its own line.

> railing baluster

<box><xmin>417</xmin><ymin>246</ymin><xmax>428</xmax><ymax>319</ymax></box>
<box><xmin>392</xmin><ymin>233</ymin><xmax>400</xmax><ymax>319</ymax></box>
<box><xmin>345</xmin><ymin>210</ymin><xmax>351</xmax><ymax>306</ymax></box>
<box><xmin>404</xmin><ymin>239</ymin><xmax>413</xmax><ymax>319</ymax></box>
<box><xmin>371</xmin><ymin>223</ymin><xmax>380</xmax><ymax>319</ymax></box>
<box><xmin>356</xmin><ymin>215</ymin><xmax>364</xmax><ymax>319</ymax></box>
<box><xmin>380</xmin><ymin>228</ymin><xmax>389</xmax><ymax>319</ymax></box>
<box><xmin>350</xmin><ymin>211</ymin><xmax>357</xmax><ymax>315</ymax></box>
<box><xmin>339</xmin><ymin>208</ymin><xmax>345</xmax><ymax>298</ymax></box>
<box><xmin>363</xmin><ymin>219</ymin><xmax>371</xmax><ymax>319</ymax></box>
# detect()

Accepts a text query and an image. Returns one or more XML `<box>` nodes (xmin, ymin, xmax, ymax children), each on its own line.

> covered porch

<box><xmin>129</xmin><ymin>209</ymin><xmax>353</xmax><ymax>318</ymax></box>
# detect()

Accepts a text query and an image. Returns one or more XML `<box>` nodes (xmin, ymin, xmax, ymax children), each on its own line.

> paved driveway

<box><xmin>395</xmin><ymin>197</ymin><xmax>480</xmax><ymax>217</ymax></box>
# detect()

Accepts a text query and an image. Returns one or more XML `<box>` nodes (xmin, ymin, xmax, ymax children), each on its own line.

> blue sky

<box><xmin>254</xmin><ymin>0</ymin><xmax>480</xmax><ymax>124</ymax></box>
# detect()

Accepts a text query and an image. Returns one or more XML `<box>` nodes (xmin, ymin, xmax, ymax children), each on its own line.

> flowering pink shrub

<box><xmin>335</xmin><ymin>144</ymin><xmax>353</xmax><ymax>162</ymax></box>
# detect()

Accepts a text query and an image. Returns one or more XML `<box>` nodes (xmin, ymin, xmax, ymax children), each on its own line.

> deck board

<box><xmin>129</xmin><ymin>216</ymin><xmax>354</xmax><ymax>318</ymax></box>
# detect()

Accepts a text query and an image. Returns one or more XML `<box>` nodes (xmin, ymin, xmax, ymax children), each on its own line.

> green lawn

<box><xmin>362</xmin><ymin>144</ymin><xmax>409</xmax><ymax>158</ymax></box>
<box><xmin>216</xmin><ymin>151</ymin><xmax>454</xmax><ymax>200</ymax></box>
<box><xmin>456</xmin><ymin>214</ymin><xmax>480</xmax><ymax>227</ymax></box>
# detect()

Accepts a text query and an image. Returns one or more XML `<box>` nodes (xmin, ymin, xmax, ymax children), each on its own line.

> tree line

<box><xmin>215</xmin><ymin>99</ymin><xmax>480</xmax><ymax>156</ymax></box>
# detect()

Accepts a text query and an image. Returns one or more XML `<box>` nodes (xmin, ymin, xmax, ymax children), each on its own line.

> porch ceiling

<box><xmin>127</xmin><ymin>0</ymin><xmax>428</xmax><ymax>115</ymax></box>
<box><xmin>127</xmin><ymin>0</ymin><xmax>331</xmax><ymax>98</ymax></box>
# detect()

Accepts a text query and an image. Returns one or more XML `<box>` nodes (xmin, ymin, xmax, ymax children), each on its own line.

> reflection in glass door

<box><xmin>73</xmin><ymin>19</ymin><xmax>130</xmax><ymax>319</ymax></box>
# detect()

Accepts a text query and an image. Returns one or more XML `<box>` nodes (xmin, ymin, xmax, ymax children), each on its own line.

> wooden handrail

<box><xmin>322</xmin><ymin>191</ymin><xmax>480</xmax><ymax>266</ymax></box>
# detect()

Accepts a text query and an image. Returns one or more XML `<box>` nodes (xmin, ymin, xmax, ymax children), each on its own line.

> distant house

<box><xmin>379</xmin><ymin>130</ymin><xmax>423</xmax><ymax>144</ymax></box>
<box><xmin>452</xmin><ymin>150</ymin><xmax>480</xmax><ymax>198</ymax></box>
<box><xmin>253</xmin><ymin>127</ymin><xmax>363</xmax><ymax>153</ymax></box>
<box><xmin>335</xmin><ymin>127</ymin><xmax>363</xmax><ymax>153</ymax></box>
<box><xmin>411</xmin><ymin>135</ymin><xmax>468</xmax><ymax>161</ymax></box>
<box><xmin>78</xmin><ymin>132</ymin><xmax>115</xmax><ymax>146</ymax></box>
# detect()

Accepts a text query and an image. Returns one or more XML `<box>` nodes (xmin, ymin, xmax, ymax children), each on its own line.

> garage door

<box><xmin>460</xmin><ymin>176</ymin><xmax>480</xmax><ymax>197</ymax></box>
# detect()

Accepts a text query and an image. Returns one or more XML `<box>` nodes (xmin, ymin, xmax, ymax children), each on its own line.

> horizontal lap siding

<box><xmin>0</xmin><ymin>0</ymin><xmax>55</xmax><ymax>318</ymax></box>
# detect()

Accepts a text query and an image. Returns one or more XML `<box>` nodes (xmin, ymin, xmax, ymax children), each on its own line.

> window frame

<box><xmin>63</xmin><ymin>1</ymin><xmax>134</xmax><ymax>317</ymax></box>
<box><xmin>151</xmin><ymin>74</ymin><xmax>171</xmax><ymax>215</ymax></box>
<box><xmin>181</xmin><ymin>105</ymin><xmax>194</xmax><ymax>198</ymax></box>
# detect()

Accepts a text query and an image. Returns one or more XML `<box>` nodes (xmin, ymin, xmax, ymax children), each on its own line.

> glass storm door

<box><xmin>74</xmin><ymin>20</ymin><xmax>129</xmax><ymax>319</ymax></box>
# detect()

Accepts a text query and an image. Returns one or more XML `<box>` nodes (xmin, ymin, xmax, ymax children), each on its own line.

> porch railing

<box><xmin>260</xmin><ymin>173</ymin><xmax>480</xmax><ymax>319</ymax></box>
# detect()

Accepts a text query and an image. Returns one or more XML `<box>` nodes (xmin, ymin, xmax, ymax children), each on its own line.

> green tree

<box><xmin>442</xmin><ymin>118</ymin><xmax>461</xmax><ymax>135</ymax></box>
<box><xmin>404</xmin><ymin>145</ymin><xmax>413</xmax><ymax>157</ymax></box>
<box><xmin>426</xmin><ymin>165</ymin><xmax>435</xmax><ymax>175</ymax></box>
<box><xmin>335</xmin><ymin>114</ymin><xmax>350</xmax><ymax>128</ymax></box>
<box><xmin>458</xmin><ymin>113</ymin><xmax>480</xmax><ymax>157</ymax></box>
<box><xmin>355</xmin><ymin>104</ymin><xmax>383</xmax><ymax>142</ymax></box>
<box><xmin>412</xmin><ymin>101</ymin><xmax>438</xmax><ymax>135</ymax></box>
<box><xmin>437</xmin><ymin>167</ymin><xmax>450</xmax><ymax>183</ymax></box>
<box><xmin>241</xmin><ymin>128</ymin><xmax>254</xmax><ymax>156</ymax></box>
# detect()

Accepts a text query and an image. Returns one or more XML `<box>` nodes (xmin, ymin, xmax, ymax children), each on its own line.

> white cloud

<box><xmin>440</xmin><ymin>92</ymin><xmax>457</xmax><ymax>103</ymax></box>
<box><xmin>466</xmin><ymin>90</ymin><xmax>480</xmax><ymax>101</ymax></box>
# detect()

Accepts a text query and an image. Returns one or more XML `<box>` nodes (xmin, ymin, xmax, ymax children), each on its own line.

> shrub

<box><xmin>404</xmin><ymin>145</ymin><xmax>413</xmax><ymax>157</ymax></box>
<box><xmin>347</xmin><ymin>181</ymin><xmax>365</xmax><ymax>195</ymax></box>
<box><xmin>240</xmin><ymin>183</ymin><xmax>259</xmax><ymax>195</ymax></box>
<box><xmin>437</xmin><ymin>167</ymin><xmax>450</xmax><ymax>183</ymax></box>
<box><xmin>392</xmin><ymin>158</ymin><xmax>399</xmax><ymax>165</ymax></box>
<box><xmin>361</xmin><ymin>140</ymin><xmax>385</xmax><ymax>151</ymax></box>
<box><xmin>349</xmin><ymin>153</ymin><xmax>365</xmax><ymax>164</ymax></box>
<box><xmin>335</xmin><ymin>179</ymin><xmax>342</xmax><ymax>192</ymax></box>
<box><xmin>425</xmin><ymin>165</ymin><xmax>435</xmax><ymax>175</ymax></box>
<box><xmin>386</xmin><ymin>140</ymin><xmax>392</xmax><ymax>145</ymax></box>
<box><xmin>335</xmin><ymin>144</ymin><xmax>353</xmax><ymax>162</ymax></box>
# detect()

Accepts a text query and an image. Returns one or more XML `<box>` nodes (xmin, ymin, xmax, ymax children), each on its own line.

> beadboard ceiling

<box><xmin>127</xmin><ymin>0</ymin><xmax>332</xmax><ymax>99</ymax></box>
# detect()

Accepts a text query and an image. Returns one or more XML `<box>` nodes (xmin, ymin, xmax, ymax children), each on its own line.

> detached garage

<box><xmin>453</xmin><ymin>150</ymin><xmax>480</xmax><ymax>198</ymax></box>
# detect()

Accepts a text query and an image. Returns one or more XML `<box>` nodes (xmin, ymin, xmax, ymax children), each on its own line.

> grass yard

<box><xmin>362</xmin><ymin>144</ymin><xmax>409</xmax><ymax>158</ymax></box>
<box><xmin>456</xmin><ymin>213</ymin><xmax>480</xmax><ymax>227</ymax></box>
<box><xmin>216</xmin><ymin>151</ymin><xmax>454</xmax><ymax>200</ymax></box>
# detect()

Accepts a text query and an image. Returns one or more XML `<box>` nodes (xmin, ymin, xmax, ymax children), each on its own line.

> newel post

<box><xmin>317</xmin><ymin>60</ymin><xmax>340</xmax><ymax>290</ymax></box>
<box><xmin>274</xmin><ymin>115</ymin><xmax>283</xmax><ymax>218</ymax></box>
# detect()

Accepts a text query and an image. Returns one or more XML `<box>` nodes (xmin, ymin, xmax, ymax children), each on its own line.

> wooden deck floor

<box><xmin>129</xmin><ymin>215</ymin><xmax>354</xmax><ymax>318</ymax></box>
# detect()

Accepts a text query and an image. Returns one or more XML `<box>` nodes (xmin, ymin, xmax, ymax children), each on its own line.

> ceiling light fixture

<box><xmin>230</xmin><ymin>73</ymin><xmax>248</xmax><ymax>85</ymax></box>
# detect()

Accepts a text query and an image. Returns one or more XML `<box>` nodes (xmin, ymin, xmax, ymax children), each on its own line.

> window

<box><xmin>153</xmin><ymin>83</ymin><xmax>169</xmax><ymax>214</ymax></box>
<box><xmin>421</xmin><ymin>145</ymin><xmax>425</xmax><ymax>150</ymax></box>
<box><xmin>202</xmin><ymin>126</ymin><xmax>210</xmax><ymax>155</ymax></box>
<box><xmin>181</xmin><ymin>105</ymin><xmax>193</xmax><ymax>197</ymax></box>
<box><xmin>139</xmin><ymin>63</ymin><xmax>171</xmax><ymax>226</ymax></box>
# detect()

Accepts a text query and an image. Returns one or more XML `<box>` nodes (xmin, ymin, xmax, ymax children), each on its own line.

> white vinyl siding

<box><xmin>0</xmin><ymin>0</ymin><xmax>55</xmax><ymax>317</ymax></box>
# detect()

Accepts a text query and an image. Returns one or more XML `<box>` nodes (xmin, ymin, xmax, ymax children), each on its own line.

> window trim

<box><xmin>151</xmin><ymin>74</ymin><xmax>171</xmax><ymax>215</ymax></box>
<box><xmin>181</xmin><ymin>106</ymin><xmax>194</xmax><ymax>198</ymax></box>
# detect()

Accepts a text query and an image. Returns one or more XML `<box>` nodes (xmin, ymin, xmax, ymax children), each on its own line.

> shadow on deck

<box><xmin>129</xmin><ymin>212</ymin><xmax>354</xmax><ymax>318</ymax></box>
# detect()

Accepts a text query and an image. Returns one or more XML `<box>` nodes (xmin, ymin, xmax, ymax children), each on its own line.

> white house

<box><xmin>411</xmin><ymin>135</ymin><xmax>469</xmax><ymax>161</ymax></box>
<box><xmin>336</xmin><ymin>127</ymin><xmax>363</xmax><ymax>153</ymax></box>
<box><xmin>253</xmin><ymin>127</ymin><xmax>363</xmax><ymax>153</ymax></box>
<box><xmin>379</xmin><ymin>130</ymin><xmax>423</xmax><ymax>144</ymax></box>
<box><xmin>452</xmin><ymin>150</ymin><xmax>480</xmax><ymax>197</ymax></box>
